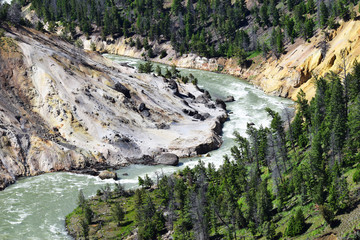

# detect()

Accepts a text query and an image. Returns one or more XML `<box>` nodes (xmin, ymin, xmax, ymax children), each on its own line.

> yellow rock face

<box><xmin>253</xmin><ymin>20</ymin><xmax>360</xmax><ymax>101</ymax></box>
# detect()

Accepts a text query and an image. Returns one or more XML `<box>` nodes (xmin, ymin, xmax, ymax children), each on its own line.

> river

<box><xmin>0</xmin><ymin>55</ymin><xmax>293</xmax><ymax>239</ymax></box>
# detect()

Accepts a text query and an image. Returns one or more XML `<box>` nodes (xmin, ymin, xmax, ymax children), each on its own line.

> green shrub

<box><xmin>36</xmin><ymin>21</ymin><xmax>44</xmax><ymax>31</ymax></box>
<box><xmin>155</xmin><ymin>65</ymin><xmax>162</xmax><ymax>76</ymax></box>
<box><xmin>48</xmin><ymin>21</ymin><xmax>56</xmax><ymax>32</ymax></box>
<box><xmin>0</xmin><ymin>28</ymin><xmax>4</xmax><ymax>38</ymax></box>
<box><xmin>181</xmin><ymin>76</ymin><xmax>189</xmax><ymax>84</ymax></box>
<box><xmin>191</xmin><ymin>77</ymin><xmax>198</xmax><ymax>85</ymax></box>
<box><xmin>129</xmin><ymin>38</ymin><xmax>135</xmax><ymax>47</ymax></box>
<box><xmin>138</xmin><ymin>61</ymin><xmax>153</xmax><ymax>73</ymax></box>
<box><xmin>90</xmin><ymin>42</ymin><xmax>96</xmax><ymax>51</ymax></box>
<box><xmin>96</xmin><ymin>189</ymin><xmax>102</xmax><ymax>196</ymax></box>
<box><xmin>164</xmin><ymin>68</ymin><xmax>172</xmax><ymax>78</ymax></box>
<box><xmin>353</xmin><ymin>167</ymin><xmax>360</xmax><ymax>183</ymax></box>
<box><xmin>147</xmin><ymin>47</ymin><xmax>156</xmax><ymax>58</ymax></box>
<box><xmin>160</xmin><ymin>49</ymin><xmax>167</xmax><ymax>59</ymax></box>
<box><xmin>135</xmin><ymin>38</ymin><xmax>142</xmax><ymax>50</ymax></box>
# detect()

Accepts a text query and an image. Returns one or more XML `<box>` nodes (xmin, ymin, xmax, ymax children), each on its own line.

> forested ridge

<box><xmin>66</xmin><ymin>60</ymin><xmax>360</xmax><ymax>239</ymax></box>
<box><xmin>0</xmin><ymin>0</ymin><xmax>359</xmax><ymax>63</ymax></box>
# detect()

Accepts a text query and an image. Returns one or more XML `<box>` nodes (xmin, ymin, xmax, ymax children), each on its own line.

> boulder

<box><xmin>154</xmin><ymin>153</ymin><xmax>179</xmax><ymax>166</ymax></box>
<box><xmin>215</xmin><ymin>99</ymin><xmax>226</xmax><ymax>110</ymax></box>
<box><xmin>182</xmin><ymin>109</ymin><xmax>197</xmax><ymax>116</ymax></box>
<box><xmin>193</xmin><ymin>113</ymin><xmax>202</xmax><ymax>120</ymax></box>
<box><xmin>187</xmin><ymin>92</ymin><xmax>195</xmax><ymax>99</ymax></box>
<box><xmin>99</xmin><ymin>170</ymin><xmax>118</xmax><ymax>180</ymax></box>
<box><xmin>205</xmin><ymin>103</ymin><xmax>216</xmax><ymax>109</ymax></box>
<box><xmin>138</xmin><ymin>103</ymin><xmax>146</xmax><ymax>111</ymax></box>
<box><xmin>224</xmin><ymin>96</ymin><xmax>235</xmax><ymax>102</ymax></box>
<box><xmin>114</xmin><ymin>82</ymin><xmax>131</xmax><ymax>98</ymax></box>
<box><xmin>168</xmin><ymin>80</ymin><xmax>178</xmax><ymax>90</ymax></box>
<box><xmin>203</xmin><ymin>90</ymin><xmax>211</xmax><ymax>99</ymax></box>
<box><xmin>195</xmin><ymin>94</ymin><xmax>208</xmax><ymax>104</ymax></box>
<box><xmin>141</xmin><ymin>110</ymin><xmax>150</xmax><ymax>117</ymax></box>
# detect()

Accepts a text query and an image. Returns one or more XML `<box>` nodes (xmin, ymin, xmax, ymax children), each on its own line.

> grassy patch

<box><xmin>0</xmin><ymin>36</ymin><xmax>19</xmax><ymax>53</ymax></box>
<box><xmin>66</xmin><ymin>193</ymin><xmax>138</xmax><ymax>239</ymax></box>
<box><xmin>247</xmin><ymin>50</ymin><xmax>262</xmax><ymax>60</ymax></box>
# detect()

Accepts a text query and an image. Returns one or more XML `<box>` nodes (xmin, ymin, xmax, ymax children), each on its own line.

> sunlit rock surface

<box><xmin>0</xmin><ymin>27</ymin><xmax>226</xmax><ymax>190</ymax></box>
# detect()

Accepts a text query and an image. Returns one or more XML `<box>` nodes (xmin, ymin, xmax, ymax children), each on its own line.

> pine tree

<box><xmin>285</xmin><ymin>208</ymin><xmax>306</xmax><ymax>236</ymax></box>
<box><xmin>304</xmin><ymin>17</ymin><xmax>315</xmax><ymax>40</ymax></box>
<box><xmin>171</xmin><ymin>0</ymin><xmax>182</xmax><ymax>15</ymax></box>
<box><xmin>80</xmin><ymin>218</ymin><xmax>89</xmax><ymax>240</ymax></box>
<box><xmin>260</xmin><ymin>4</ymin><xmax>270</xmax><ymax>27</ymax></box>
<box><xmin>275</xmin><ymin>27</ymin><xmax>284</xmax><ymax>57</ymax></box>
<box><xmin>285</xmin><ymin>216</ymin><xmax>296</xmax><ymax>236</ymax></box>
<box><xmin>293</xmin><ymin>208</ymin><xmax>306</xmax><ymax>235</ymax></box>
<box><xmin>84</xmin><ymin>203</ymin><xmax>93</xmax><ymax>224</ymax></box>
<box><xmin>320</xmin><ymin>2</ymin><xmax>328</xmax><ymax>28</ymax></box>
<box><xmin>144</xmin><ymin>174</ymin><xmax>154</xmax><ymax>188</ymax></box>
<box><xmin>78</xmin><ymin>189</ymin><xmax>86</xmax><ymax>209</ymax></box>
<box><xmin>348</xmin><ymin>96</ymin><xmax>360</xmax><ymax>151</ymax></box>
<box><xmin>256</xmin><ymin>179</ymin><xmax>272</xmax><ymax>224</ymax></box>
<box><xmin>284</xmin><ymin>16</ymin><xmax>296</xmax><ymax>43</ymax></box>
<box><xmin>112</xmin><ymin>202</ymin><xmax>125</xmax><ymax>226</ymax></box>
<box><xmin>306</xmin><ymin>0</ymin><xmax>315</xmax><ymax>14</ymax></box>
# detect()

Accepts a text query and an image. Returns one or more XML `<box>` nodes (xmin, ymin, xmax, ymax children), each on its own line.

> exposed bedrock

<box><xmin>0</xmin><ymin>26</ymin><xmax>227</xmax><ymax>190</ymax></box>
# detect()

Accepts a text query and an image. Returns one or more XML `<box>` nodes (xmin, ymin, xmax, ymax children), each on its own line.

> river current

<box><xmin>0</xmin><ymin>55</ymin><xmax>293</xmax><ymax>239</ymax></box>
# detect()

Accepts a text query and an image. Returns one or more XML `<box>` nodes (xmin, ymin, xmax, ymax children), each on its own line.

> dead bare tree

<box><xmin>101</xmin><ymin>183</ymin><xmax>111</xmax><ymax>202</ymax></box>
<box><xmin>190</xmin><ymin>171</ymin><xmax>209</xmax><ymax>240</ymax></box>
<box><xmin>166</xmin><ymin>176</ymin><xmax>176</xmax><ymax>230</ymax></box>
<box><xmin>267</xmin><ymin>133</ymin><xmax>283</xmax><ymax>191</ymax></box>
<box><xmin>284</xmin><ymin>108</ymin><xmax>298</xmax><ymax>163</ymax></box>
<box><xmin>319</xmin><ymin>31</ymin><xmax>329</xmax><ymax>60</ymax></box>
<box><xmin>339</xmin><ymin>48</ymin><xmax>350</xmax><ymax>115</ymax></box>
<box><xmin>249</xmin><ymin>26</ymin><xmax>258</xmax><ymax>51</ymax></box>
<box><xmin>7</xmin><ymin>2</ymin><xmax>21</xmax><ymax>24</ymax></box>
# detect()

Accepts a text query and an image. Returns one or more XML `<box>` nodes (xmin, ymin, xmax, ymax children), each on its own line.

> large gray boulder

<box><xmin>154</xmin><ymin>153</ymin><xmax>179</xmax><ymax>166</ymax></box>
<box><xmin>99</xmin><ymin>170</ymin><xmax>118</xmax><ymax>180</ymax></box>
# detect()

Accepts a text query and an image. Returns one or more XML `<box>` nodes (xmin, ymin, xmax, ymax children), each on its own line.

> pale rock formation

<box><xmin>0</xmin><ymin>26</ymin><xmax>226</xmax><ymax>190</ymax></box>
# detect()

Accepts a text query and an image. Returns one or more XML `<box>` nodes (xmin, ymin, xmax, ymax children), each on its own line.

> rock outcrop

<box><xmin>0</xmin><ymin>26</ymin><xmax>227</xmax><ymax>190</ymax></box>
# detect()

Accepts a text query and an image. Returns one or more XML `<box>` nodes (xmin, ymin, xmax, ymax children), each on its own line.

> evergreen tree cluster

<box><xmin>7</xmin><ymin>0</ymin><xmax>357</xmax><ymax>62</ymax></box>
<box><xmin>68</xmin><ymin>56</ymin><xmax>360</xmax><ymax>240</ymax></box>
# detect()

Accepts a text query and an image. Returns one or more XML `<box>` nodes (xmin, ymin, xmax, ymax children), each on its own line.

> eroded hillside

<box><xmin>85</xmin><ymin>19</ymin><xmax>360</xmax><ymax>101</ymax></box>
<box><xmin>0</xmin><ymin>26</ymin><xmax>226</xmax><ymax>190</ymax></box>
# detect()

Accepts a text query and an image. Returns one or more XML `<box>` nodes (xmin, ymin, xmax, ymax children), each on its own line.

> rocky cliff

<box><xmin>85</xmin><ymin>19</ymin><xmax>360</xmax><ymax>101</ymax></box>
<box><xmin>0</xmin><ymin>26</ymin><xmax>227</xmax><ymax>190</ymax></box>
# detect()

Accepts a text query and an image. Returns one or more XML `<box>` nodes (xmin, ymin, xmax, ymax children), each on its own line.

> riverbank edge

<box><xmin>83</xmin><ymin>35</ymin><xmax>270</xmax><ymax>96</ymax></box>
<box><xmin>83</xmin><ymin>19</ymin><xmax>360</xmax><ymax>103</ymax></box>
